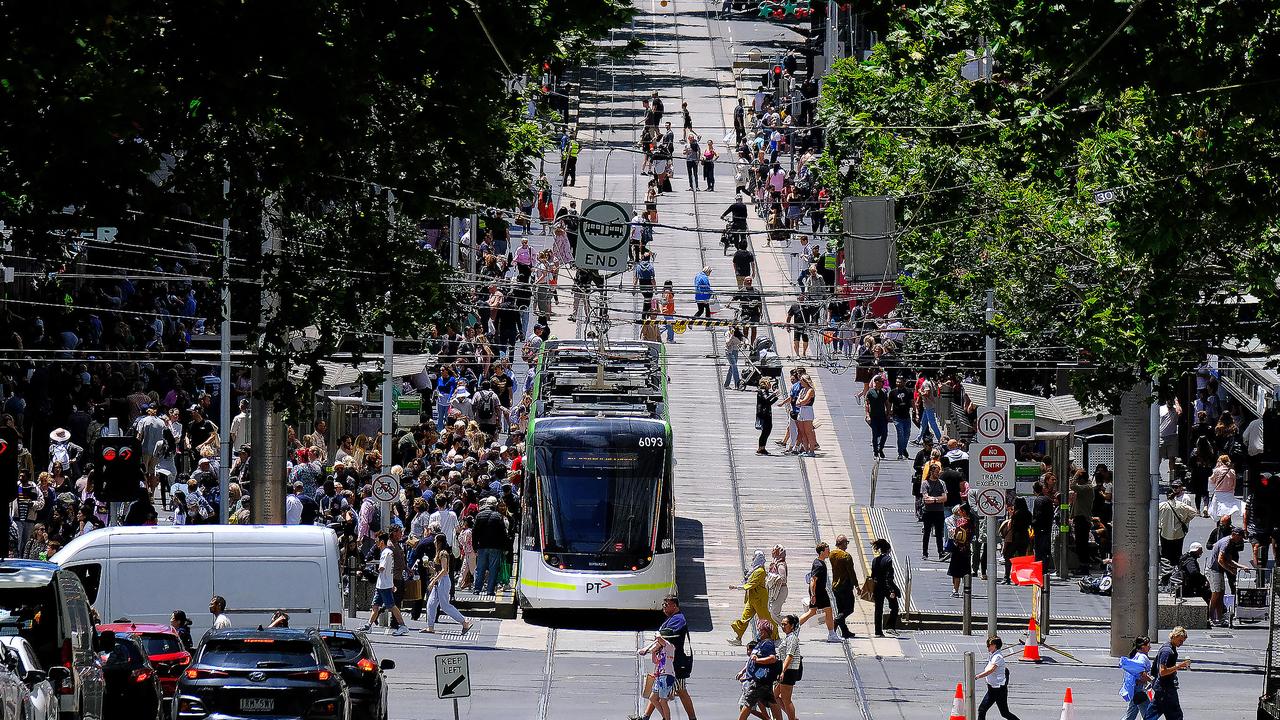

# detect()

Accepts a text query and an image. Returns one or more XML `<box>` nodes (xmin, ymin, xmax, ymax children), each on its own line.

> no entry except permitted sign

<box><xmin>973</xmin><ymin>443</ymin><xmax>1016</xmax><ymax>489</ymax></box>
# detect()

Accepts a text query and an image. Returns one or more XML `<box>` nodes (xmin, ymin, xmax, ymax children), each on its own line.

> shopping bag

<box><xmin>857</xmin><ymin>577</ymin><xmax>875</xmax><ymax>602</ymax></box>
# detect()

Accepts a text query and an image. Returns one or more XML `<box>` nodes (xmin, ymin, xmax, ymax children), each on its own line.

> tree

<box><xmin>818</xmin><ymin>0</ymin><xmax>1280</xmax><ymax>407</ymax></box>
<box><xmin>0</xmin><ymin>0</ymin><xmax>633</xmax><ymax>409</ymax></box>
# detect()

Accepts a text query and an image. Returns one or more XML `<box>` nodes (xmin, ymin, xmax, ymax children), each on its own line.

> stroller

<box><xmin>1225</xmin><ymin>567</ymin><xmax>1268</xmax><ymax>627</ymax></box>
<box><xmin>741</xmin><ymin>338</ymin><xmax>784</xmax><ymax>388</ymax></box>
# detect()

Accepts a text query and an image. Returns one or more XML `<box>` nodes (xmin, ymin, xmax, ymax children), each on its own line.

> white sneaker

<box><xmin>827</xmin><ymin>631</ymin><xmax>842</xmax><ymax>643</ymax></box>
<box><xmin>357</xmin><ymin>623</ymin><xmax>371</xmax><ymax>632</ymax></box>
<box><xmin>392</xmin><ymin>626</ymin><xmax>409</xmax><ymax>637</ymax></box>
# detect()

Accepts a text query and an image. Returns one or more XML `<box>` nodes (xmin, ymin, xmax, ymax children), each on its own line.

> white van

<box><xmin>56</xmin><ymin>526</ymin><xmax>344</xmax><ymax>637</ymax></box>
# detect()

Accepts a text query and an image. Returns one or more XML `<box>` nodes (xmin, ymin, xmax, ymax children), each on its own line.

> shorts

<box><xmin>673</xmin><ymin>678</ymin><xmax>687</xmax><ymax>694</ymax></box>
<box><xmin>373</xmin><ymin>588</ymin><xmax>397</xmax><ymax>609</ymax></box>
<box><xmin>1159</xmin><ymin>437</ymin><xmax>1179</xmax><ymax>460</ymax></box>
<box><xmin>740</xmin><ymin>680</ymin><xmax>774</xmax><ymax>707</ymax></box>
<box><xmin>652</xmin><ymin>674</ymin><xmax>675</xmax><ymax>700</ymax></box>
<box><xmin>810</xmin><ymin>590</ymin><xmax>832</xmax><ymax>610</ymax></box>
<box><xmin>780</xmin><ymin>664</ymin><xmax>803</xmax><ymax>686</ymax></box>
<box><xmin>797</xmin><ymin>405</ymin><xmax>815</xmax><ymax>422</ymax></box>
<box><xmin>793</xmin><ymin>329</ymin><xmax>809</xmax><ymax>342</ymax></box>
<box><xmin>1208</xmin><ymin>569</ymin><xmax>1225</xmax><ymax>594</ymax></box>
<box><xmin>1252</xmin><ymin>526</ymin><xmax>1275</xmax><ymax>546</ymax></box>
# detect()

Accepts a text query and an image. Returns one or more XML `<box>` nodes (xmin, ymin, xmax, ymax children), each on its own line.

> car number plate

<box><xmin>240</xmin><ymin>698</ymin><xmax>275</xmax><ymax>712</ymax></box>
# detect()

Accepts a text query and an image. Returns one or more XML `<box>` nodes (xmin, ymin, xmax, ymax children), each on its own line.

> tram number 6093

<box><xmin>639</xmin><ymin>437</ymin><xmax>664</xmax><ymax>448</ymax></box>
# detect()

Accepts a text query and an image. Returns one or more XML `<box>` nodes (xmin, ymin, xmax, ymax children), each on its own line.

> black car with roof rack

<box><xmin>316</xmin><ymin>630</ymin><xmax>393</xmax><ymax>720</ymax></box>
<box><xmin>173</xmin><ymin>628</ymin><xmax>349</xmax><ymax>720</ymax></box>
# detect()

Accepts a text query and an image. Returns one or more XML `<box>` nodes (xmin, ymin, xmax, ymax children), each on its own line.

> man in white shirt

<box><xmin>430</xmin><ymin>495</ymin><xmax>459</xmax><ymax>551</ymax></box>
<box><xmin>1159</xmin><ymin>398</ymin><xmax>1183</xmax><ymax>476</ymax></box>
<box><xmin>974</xmin><ymin>636</ymin><xmax>1020</xmax><ymax>720</ymax></box>
<box><xmin>229</xmin><ymin>399</ymin><xmax>249</xmax><ymax>449</ymax></box>
<box><xmin>360</xmin><ymin>532</ymin><xmax>408</xmax><ymax>636</ymax></box>
<box><xmin>209</xmin><ymin>596</ymin><xmax>232</xmax><ymax>631</ymax></box>
<box><xmin>284</xmin><ymin>482</ymin><xmax>304</xmax><ymax>525</ymax></box>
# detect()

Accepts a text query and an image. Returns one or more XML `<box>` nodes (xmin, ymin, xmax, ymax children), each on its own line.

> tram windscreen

<box><xmin>538</xmin><ymin>447</ymin><xmax>662</xmax><ymax>555</ymax></box>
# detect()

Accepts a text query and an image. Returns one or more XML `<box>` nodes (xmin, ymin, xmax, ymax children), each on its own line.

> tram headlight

<box><xmin>545</xmin><ymin>554</ymin><xmax>562</xmax><ymax>568</ymax></box>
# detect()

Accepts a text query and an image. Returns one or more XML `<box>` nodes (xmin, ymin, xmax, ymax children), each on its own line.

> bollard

<box><xmin>869</xmin><ymin>457</ymin><xmax>880</xmax><ymax>507</ymax></box>
<box><xmin>963</xmin><ymin>651</ymin><xmax>976</xmax><ymax>720</ymax></box>
<box><xmin>1039</xmin><ymin>579</ymin><xmax>1050</xmax><ymax>641</ymax></box>
<box><xmin>962</xmin><ymin>572</ymin><xmax>973</xmax><ymax>636</ymax></box>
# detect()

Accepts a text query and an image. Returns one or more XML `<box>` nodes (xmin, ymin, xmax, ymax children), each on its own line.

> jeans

<box><xmin>1124</xmin><ymin>694</ymin><xmax>1152</xmax><ymax>720</ymax></box>
<box><xmin>475</xmin><ymin>548</ymin><xmax>503</xmax><ymax>595</ymax></box>
<box><xmin>694</xmin><ymin>301</ymin><xmax>710</xmax><ymax>318</ymax></box>
<box><xmin>873</xmin><ymin>591</ymin><xmax>898</xmax><ymax>634</ymax></box>
<box><xmin>757</xmin><ymin>415</ymin><xmax>773</xmax><ymax>449</ymax></box>
<box><xmin>922</xmin><ymin>512</ymin><xmax>944</xmax><ymax>557</ymax></box>
<box><xmin>978</xmin><ymin>685</ymin><xmax>1020</xmax><ymax>720</ymax></box>
<box><xmin>917</xmin><ymin>407</ymin><xmax>943</xmax><ymax>441</ymax></box>
<box><xmin>703</xmin><ymin>162</ymin><xmax>715</xmax><ymax>190</ymax></box>
<box><xmin>1148</xmin><ymin>686</ymin><xmax>1181</xmax><ymax>720</ymax></box>
<box><xmin>663</xmin><ymin>314</ymin><xmax>675</xmax><ymax>341</ymax></box>
<box><xmin>686</xmin><ymin>160</ymin><xmax>699</xmax><ymax>188</ymax></box>
<box><xmin>724</xmin><ymin>349</ymin><xmax>741</xmax><ymax>388</ymax></box>
<box><xmin>436</xmin><ymin>399</ymin><xmax>450</xmax><ymax>432</ymax></box>
<box><xmin>869</xmin><ymin>416</ymin><xmax>888</xmax><ymax>455</ymax></box>
<box><xmin>894</xmin><ymin>417</ymin><xmax>911</xmax><ymax>457</ymax></box>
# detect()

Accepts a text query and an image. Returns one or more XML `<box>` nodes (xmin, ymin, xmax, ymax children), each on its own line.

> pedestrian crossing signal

<box><xmin>94</xmin><ymin>437</ymin><xmax>143</xmax><ymax>502</ymax></box>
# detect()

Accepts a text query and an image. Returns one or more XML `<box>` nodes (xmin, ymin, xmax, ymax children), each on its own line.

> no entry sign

<box><xmin>973</xmin><ymin>443</ymin><xmax>1016</xmax><ymax>489</ymax></box>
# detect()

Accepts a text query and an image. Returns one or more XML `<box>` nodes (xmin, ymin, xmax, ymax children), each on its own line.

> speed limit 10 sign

<box><xmin>975</xmin><ymin>405</ymin><xmax>1006</xmax><ymax>442</ymax></box>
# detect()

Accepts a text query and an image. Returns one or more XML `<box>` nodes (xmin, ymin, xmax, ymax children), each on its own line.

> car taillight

<box><xmin>184</xmin><ymin>668</ymin><xmax>228</xmax><ymax>680</ymax></box>
<box><xmin>133</xmin><ymin>669</ymin><xmax>151</xmax><ymax>684</ymax></box>
<box><xmin>58</xmin><ymin>640</ymin><xmax>74</xmax><ymax>694</ymax></box>
<box><xmin>288</xmin><ymin>669</ymin><xmax>331</xmax><ymax>681</ymax></box>
<box><xmin>356</xmin><ymin>658</ymin><xmax>376</xmax><ymax>672</ymax></box>
<box><xmin>177</xmin><ymin>653</ymin><xmax>191</xmax><ymax>666</ymax></box>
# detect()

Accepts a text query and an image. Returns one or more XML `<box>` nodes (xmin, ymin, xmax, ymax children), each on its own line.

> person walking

<box><xmin>922</xmin><ymin>465</ymin><xmax>947</xmax><ymax>560</ymax></box>
<box><xmin>1157</xmin><ymin>483</ymin><xmax>1197</xmax><ymax>564</ymax></box>
<box><xmin>774</xmin><ymin>615</ymin><xmax>803</xmax><ymax>720</ymax></box>
<box><xmin>975</xmin><ymin>636</ymin><xmax>1021</xmax><ymax>720</ymax></box>
<box><xmin>830</xmin><ymin>535</ymin><xmax>857</xmax><ymax>639</ymax></box>
<box><xmin>947</xmin><ymin>505</ymin><xmax>974</xmax><ymax>598</ymax></box>
<box><xmin>766</xmin><ymin>545</ymin><xmax>789</xmax><ymax>621</ymax></box>
<box><xmin>660</xmin><ymin>281</ymin><xmax>677</xmax><ymax>343</ymax></box>
<box><xmin>693</xmin><ymin>267</ymin><xmax>714</xmax><ymax>319</ymax></box>
<box><xmin>1208</xmin><ymin>453</ymin><xmax>1241</xmax><ymax>519</ymax></box>
<box><xmin>702</xmin><ymin>140</ymin><xmax>719</xmax><ymax>191</ymax></box>
<box><xmin>756</xmin><ymin>378</ymin><xmax>779</xmax><ymax>455</ymax></box>
<box><xmin>797</xmin><ymin>542</ymin><xmax>840</xmax><ymax>643</ymax></box>
<box><xmin>360</xmin><ymin>532</ymin><xmax>409</xmax><ymax>636</ymax></box>
<box><xmin>864</xmin><ymin>375</ymin><xmax>890</xmax><ymax>459</ymax></box>
<box><xmin>729</xmin><ymin>550</ymin><xmax>778</xmax><ymax>644</ymax></box>
<box><xmin>420</xmin><ymin>533</ymin><xmax>472</xmax><ymax>635</ymax></box>
<box><xmin>1150</xmin><ymin>627</ymin><xmax>1191</xmax><ymax>720</ymax></box>
<box><xmin>684</xmin><ymin>132</ymin><xmax>701</xmax><ymax>190</ymax></box>
<box><xmin>639</xmin><ymin>628</ymin><xmax>679</xmax><ymax>720</ymax></box>
<box><xmin>1118</xmin><ymin>635</ymin><xmax>1155</xmax><ymax>720</ymax></box>
<box><xmin>888</xmin><ymin>376</ymin><xmax>913</xmax><ymax>460</ymax></box>
<box><xmin>724</xmin><ymin>326</ymin><xmax>744</xmax><ymax>390</ymax></box>
<box><xmin>471</xmin><ymin>496</ymin><xmax>508</xmax><ymax>596</ymax></box>
<box><xmin>632</xmin><ymin>595</ymin><xmax>697</xmax><ymax>720</ymax></box>
<box><xmin>869</xmin><ymin>538</ymin><xmax>900</xmax><ymax>636</ymax></box>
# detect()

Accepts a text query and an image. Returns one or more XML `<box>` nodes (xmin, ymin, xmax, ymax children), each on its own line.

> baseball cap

<box><xmin>1189</xmin><ymin>542</ymin><xmax>1204</xmax><ymax>552</ymax></box>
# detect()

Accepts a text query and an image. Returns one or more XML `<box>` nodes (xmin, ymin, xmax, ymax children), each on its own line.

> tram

<box><xmin>518</xmin><ymin>339</ymin><xmax>676</xmax><ymax>612</ymax></box>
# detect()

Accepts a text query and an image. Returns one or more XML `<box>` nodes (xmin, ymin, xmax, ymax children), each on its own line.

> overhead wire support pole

<box><xmin>380</xmin><ymin>190</ymin><xmax>396</xmax><ymax>533</ymax></box>
<box><xmin>219</xmin><ymin>179</ymin><xmax>232</xmax><ymax>524</ymax></box>
<box><xmin>985</xmin><ymin>289</ymin><xmax>998</xmax><ymax>635</ymax></box>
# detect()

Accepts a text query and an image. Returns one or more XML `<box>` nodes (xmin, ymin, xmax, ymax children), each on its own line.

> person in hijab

<box><xmin>729</xmin><ymin>550</ymin><xmax>779</xmax><ymax>644</ymax></box>
<box><xmin>766</xmin><ymin>545</ymin><xmax>789</xmax><ymax>622</ymax></box>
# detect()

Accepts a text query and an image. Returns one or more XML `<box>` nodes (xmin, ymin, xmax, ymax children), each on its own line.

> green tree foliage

<box><xmin>0</xmin><ymin>0</ymin><xmax>632</xmax><ymax>407</ymax></box>
<box><xmin>818</xmin><ymin>0</ymin><xmax>1280</xmax><ymax>406</ymax></box>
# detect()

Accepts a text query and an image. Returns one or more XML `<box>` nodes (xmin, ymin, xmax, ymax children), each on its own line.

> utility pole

<box><xmin>985</xmin><ymin>289</ymin><xmax>998</xmax><ymax>634</ymax></box>
<box><xmin>379</xmin><ymin>191</ymin><xmax>396</xmax><ymax>532</ymax></box>
<box><xmin>250</xmin><ymin>196</ymin><xmax>284</xmax><ymax>524</ymax></box>
<box><xmin>218</xmin><ymin>179</ymin><xmax>232</xmax><ymax>524</ymax></box>
<box><xmin>1148</xmin><ymin>385</ymin><xmax>1161</xmax><ymax>637</ymax></box>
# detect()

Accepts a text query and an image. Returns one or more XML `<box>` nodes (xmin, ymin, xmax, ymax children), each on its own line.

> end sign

<box><xmin>973</xmin><ymin>443</ymin><xmax>1015</xmax><ymax>489</ymax></box>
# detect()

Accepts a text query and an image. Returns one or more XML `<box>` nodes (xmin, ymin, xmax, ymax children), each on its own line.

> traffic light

<box><xmin>0</xmin><ymin>427</ymin><xmax>18</xmax><ymax>502</ymax></box>
<box><xmin>93</xmin><ymin>437</ymin><xmax>143</xmax><ymax>502</ymax></box>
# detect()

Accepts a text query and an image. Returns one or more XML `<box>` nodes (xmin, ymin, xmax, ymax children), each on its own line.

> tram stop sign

<box><xmin>575</xmin><ymin>199</ymin><xmax>633</xmax><ymax>272</ymax></box>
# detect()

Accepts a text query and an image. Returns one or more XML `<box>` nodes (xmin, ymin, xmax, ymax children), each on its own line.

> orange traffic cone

<box><xmin>948</xmin><ymin>682</ymin><xmax>965</xmax><ymax>720</ymax></box>
<box><xmin>1020</xmin><ymin>616</ymin><xmax>1042</xmax><ymax>663</ymax></box>
<box><xmin>1059</xmin><ymin>687</ymin><xmax>1075</xmax><ymax>720</ymax></box>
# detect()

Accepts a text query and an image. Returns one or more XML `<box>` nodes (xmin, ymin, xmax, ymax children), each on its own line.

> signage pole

<box><xmin>453</xmin><ymin>699</ymin><xmax>460</xmax><ymax>720</ymax></box>
<box><xmin>984</xmin><ymin>290</ymin><xmax>997</xmax><ymax>634</ymax></box>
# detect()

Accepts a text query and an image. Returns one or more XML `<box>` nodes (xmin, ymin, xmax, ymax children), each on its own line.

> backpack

<box><xmin>473</xmin><ymin>391</ymin><xmax>497</xmax><ymax>421</ymax></box>
<box><xmin>673</xmin><ymin>626</ymin><xmax>693</xmax><ymax>679</ymax></box>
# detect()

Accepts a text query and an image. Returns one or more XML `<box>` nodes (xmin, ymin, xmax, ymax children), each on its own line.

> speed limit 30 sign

<box><xmin>973</xmin><ymin>443</ymin><xmax>1015</xmax><ymax>489</ymax></box>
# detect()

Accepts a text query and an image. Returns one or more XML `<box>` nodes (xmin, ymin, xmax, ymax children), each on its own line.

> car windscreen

<box><xmin>199</xmin><ymin>639</ymin><xmax>318</xmax><ymax>669</ymax></box>
<box><xmin>537</xmin><ymin>446</ymin><xmax>661</xmax><ymax>555</ymax></box>
<box><xmin>320</xmin><ymin>635</ymin><xmax>366</xmax><ymax>664</ymax></box>
<box><xmin>133</xmin><ymin>633</ymin><xmax>183</xmax><ymax>656</ymax></box>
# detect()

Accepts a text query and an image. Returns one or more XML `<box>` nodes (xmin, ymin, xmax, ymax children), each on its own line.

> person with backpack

<box><xmin>1118</xmin><ymin>635</ymin><xmax>1155</xmax><ymax>720</ymax></box>
<box><xmin>734</xmin><ymin>620</ymin><xmax>781</xmax><ymax>720</ymax></box>
<box><xmin>632</xmin><ymin>595</ymin><xmax>697</xmax><ymax>720</ymax></box>
<box><xmin>471</xmin><ymin>381</ymin><xmax>502</xmax><ymax>440</ymax></box>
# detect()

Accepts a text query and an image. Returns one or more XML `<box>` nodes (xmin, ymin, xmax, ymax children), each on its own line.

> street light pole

<box><xmin>985</xmin><ymin>289</ymin><xmax>998</xmax><ymax>634</ymax></box>
<box><xmin>218</xmin><ymin>179</ymin><xmax>232</xmax><ymax>524</ymax></box>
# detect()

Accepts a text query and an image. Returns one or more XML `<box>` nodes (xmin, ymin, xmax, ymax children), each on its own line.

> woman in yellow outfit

<box><xmin>728</xmin><ymin>550</ymin><xmax>779</xmax><ymax>643</ymax></box>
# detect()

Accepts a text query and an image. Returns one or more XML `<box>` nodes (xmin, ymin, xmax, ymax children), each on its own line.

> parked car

<box><xmin>0</xmin><ymin>643</ymin><xmax>27</xmax><ymax>720</ymax></box>
<box><xmin>97</xmin><ymin>630</ymin><xmax>163</xmax><ymax>720</ymax></box>
<box><xmin>96</xmin><ymin>623</ymin><xmax>190</xmax><ymax>702</ymax></box>
<box><xmin>318</xmin><ymin>630</ymin><xmax>394</xmax><ymax>720</ymax></box>
<box><xmin>0</xmin><ymin>634</ymin><xmax>59</xmax><ymax>720</ymax></box>
<box><xmin>175</xmin><ymin>628</ymin><xmax>349</xmax><ymax>720</ymax></box>
<box><xmin>0</xmin><ymin>561</ymin><xmax>104</xmax><ymax>720</ymax></box>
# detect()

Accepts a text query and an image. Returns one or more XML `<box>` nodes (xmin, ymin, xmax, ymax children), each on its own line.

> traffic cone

<box><xmin>1020</xmin><ymin>616</ymin><xmax>1042</xmax><ymax>663</ymax></box>
<box><xmin>948</xmin><ymin>682</ymin><xmax>965</xmax><ymax>720</ymax></box>
<box><xmin>1059</xmin><ymin>687</ymin><xmax>1075</xmax><ymax>720</ymax></box>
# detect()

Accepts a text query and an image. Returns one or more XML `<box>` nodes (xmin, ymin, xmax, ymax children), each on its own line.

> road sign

<box><xmin>977</xmin><ymin>488</ymin><xmax>1007</xmax><ymax>517</ymax></box>
<box><xmin>972</xmin><ymin>443</ymin><xmax>1015</xmax><ymax>489</ymax></box>
<box><xmin>435</xmin><ymin>652</ymin><xmax>471</xmax><ymax>699</ymax></box>
<box><xmin>371</xmin><ymin>473</ymin><xmax>399</xmax><ymax>503</ymax></box>
<box><xmin>975</xmin><ymin>406</ymin><xmax>1006</xmax><ymax>442</ymax></box>
<box><xmin>575</xmin><ymin>199</ymin><xmax>633</xmax><ymax>272</ymax></box>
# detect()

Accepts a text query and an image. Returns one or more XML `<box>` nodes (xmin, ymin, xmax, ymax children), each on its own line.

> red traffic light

<box><xmin>101</xmin><ymin>447</ymin><xmax>117</xmax><ymax>462</ymax></box>
<box><xmin>773</xmin><ymin>65</ymin><xmax>782</xmax><ymax>75</ymax></box>
<box><xmin>118</xmin><ymin>447</ymin><xmax>133</xmax><ymax>461</ymax></box>
<box><xmin>0</xmin><ymin>439</ymin><xmax>7</xmax><ymax>456</ymax></box>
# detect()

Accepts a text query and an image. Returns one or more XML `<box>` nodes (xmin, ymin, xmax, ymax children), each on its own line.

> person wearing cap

<box><xmin>1158</xmin><ymin>483</ymin><xmax>1198</xmax><ymax>564</ymax></box>
<box><xmin>1178</xmin><ymin>543</ymin><xmax>1210</xmax><ymax>603</ymax></box>
<box><xmin>1208</xmin><ymin>526</ymin><xmax>1249</xmax><ymax>626</ymax></box>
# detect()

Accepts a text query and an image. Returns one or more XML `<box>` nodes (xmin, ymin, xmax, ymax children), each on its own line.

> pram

<box><xmin>1226</xmin><ymin>567</ymin><xmax>1268</xmax><ymax>627</ymax></box>
<box><xmin>742</xmin><ymin>338</ymin><xmax>784</xmax><ymax>387</ymax></box>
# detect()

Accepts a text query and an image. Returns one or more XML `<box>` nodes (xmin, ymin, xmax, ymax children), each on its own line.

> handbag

<box><xmin>403</xmin><ymin>578</ymin><xmax>423</xmax><ymax>602</ymax></box>
<box><xmin>857</xmin><ymin>576</ymin><xmax>875</xmax><ymax>603</ymax></box>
